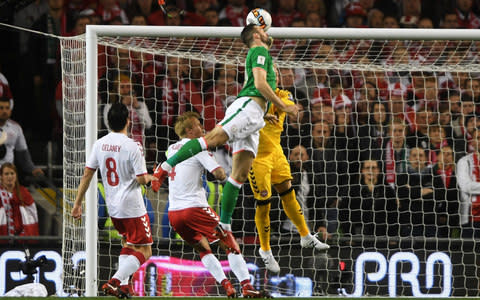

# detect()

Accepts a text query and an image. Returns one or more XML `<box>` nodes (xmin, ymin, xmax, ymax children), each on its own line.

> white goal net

<box><xmin>61</xmin><ymin>26</ymin><xmax>480</xmax><ymax>297</ymax></box>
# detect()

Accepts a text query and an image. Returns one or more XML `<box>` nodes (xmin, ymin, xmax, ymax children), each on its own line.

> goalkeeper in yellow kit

<box><xmin>248</xmin><ymin>78</ymin><xmax>330</xmax><ymax>273</ymax></box>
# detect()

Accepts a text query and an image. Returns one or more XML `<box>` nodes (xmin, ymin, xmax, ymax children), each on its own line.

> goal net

<box><xmin>61</xmin><ymin>26</ymin><xmax>480</xmax><ymax>297</ymax></box>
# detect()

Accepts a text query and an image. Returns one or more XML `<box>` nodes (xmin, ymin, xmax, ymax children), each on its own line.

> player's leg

<box><xmin>218</xmin><ymin>241</ymin><xmax>265</xmax><ymax>298</ymax></box>
<box><xmin>272</xmin><ymin>152</ymin><xmax>330</xmax><ymax>251</ymax></box>
<box><xmin>193</xmin><ymin>238</ymin><xmax>237</xmax><ymax>298</ymax></box>
<box><xmin>170</xmin><ymin>207</ymin><xmax>238</xmax><ymax>297</ymax></box>
<box><xmin>274</xmin><ymin>180</ymin><xmax>328</xmax><ymax>250</ymax></box>
<box><xmin>105</xmin><ymin>215</ymin><xmax>153</xmax><ymax>298</ymax></box>
<box><xmin>274</xmin><ymin>180</ymin><xmax>309</xmax><ymax>236</ymax></box>
<box><xmin>158</xmin><ymin>96</ymin><xmax>256</xmax><ymax>176</ymax></box>
<box><xmin>248</xmin><ymin>157</ymin><xmax>280</xmax><ymax>273</ymax></box>
<box><xmin>220</xmin><ymin>150</ymin><xmax>255</xmax><ymax>229</ymax></box>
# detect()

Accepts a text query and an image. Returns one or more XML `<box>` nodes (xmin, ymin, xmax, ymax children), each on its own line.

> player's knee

<box><xmin>205</xmin><ymin>128</ymin><xmax>228</xmax><ymax>148</ymax></box>
<box><xmin>139</xmin><ymin>246</ymin><xmax>152</xmax><ymax>260</ymax></box>
<box><xmin>279</xmin><ymin>186</ymin><xmax>294</xmax><ymax>198</ymax></box>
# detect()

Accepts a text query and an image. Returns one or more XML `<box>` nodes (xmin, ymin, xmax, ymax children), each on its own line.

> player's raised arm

<box><xmin>252</xmin><ymin>66</ymin><xmax>298</xmax><ymax>118</ymax></box>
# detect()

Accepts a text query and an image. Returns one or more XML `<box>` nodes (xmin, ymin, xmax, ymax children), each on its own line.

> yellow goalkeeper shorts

<box><xmin>248</xmin><ymin>148</ymin><xmax>292</xmax><ymax>201</ymax></box>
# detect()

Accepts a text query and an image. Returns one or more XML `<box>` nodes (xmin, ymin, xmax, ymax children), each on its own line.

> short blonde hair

<box><xmin>174</xmin><ymin>111</ymin><xmax>201</xmax><ymax>138</ymax></box>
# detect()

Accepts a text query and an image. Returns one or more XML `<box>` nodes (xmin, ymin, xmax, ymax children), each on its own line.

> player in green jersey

<box><xmin>152</xmin><ymin>24</ymin><xmax>298</xmax><ymax>239</ymax></box>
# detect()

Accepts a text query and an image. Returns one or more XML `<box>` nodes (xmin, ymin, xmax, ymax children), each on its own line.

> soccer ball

<box><xmin>246</xmin><ymin>8</ymin><xmax>272</xmax><ymax>32</ymax></box>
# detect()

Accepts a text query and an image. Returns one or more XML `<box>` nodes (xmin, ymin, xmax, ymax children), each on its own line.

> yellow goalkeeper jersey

<box><xmin>257</xmin><ymin>88</ymin><xmax>294</xmax><ymax>154</ymax></box>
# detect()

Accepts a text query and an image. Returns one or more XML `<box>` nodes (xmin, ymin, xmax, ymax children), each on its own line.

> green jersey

<box><xmin>237</xmin><ymin>46</ymin><xmax>276</xmax><ymax>100</ymax></box>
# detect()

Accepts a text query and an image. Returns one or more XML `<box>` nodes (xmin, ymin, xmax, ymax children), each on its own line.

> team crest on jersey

<box><xmin>257</xmin><ymin>56</ymin><xmax>265</xmax><ymax>65</ymax></box>
<box><xmin>260</xmin><ymin>190</ymin><xmax>268</xmax><ymax>197</ymax></box>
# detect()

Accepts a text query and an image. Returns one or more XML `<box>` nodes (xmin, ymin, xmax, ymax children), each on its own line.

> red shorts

<box><xmin>168</xmin><ymin>207</ymin><xmax>220</xmax><ymax>245</ymax></box>
<box><xmin>111</xmin><ymin>213</ymin><xmax>153</xmax><ymax>245</ymax></box>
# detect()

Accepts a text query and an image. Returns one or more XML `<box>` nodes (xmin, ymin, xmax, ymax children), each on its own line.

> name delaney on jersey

<box><xmin>102</xmin><ymin>144</ymin><xmax>121</xmax><ymax>152</ymax></box>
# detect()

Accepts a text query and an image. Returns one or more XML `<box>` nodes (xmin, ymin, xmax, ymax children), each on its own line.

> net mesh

<box><xmin>61</xmin><ymin>32</ymin><xmax>480</xmax><ymax>296</ymax></box>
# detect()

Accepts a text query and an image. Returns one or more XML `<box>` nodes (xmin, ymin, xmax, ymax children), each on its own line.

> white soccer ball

<box><xmin>246</xmin><ymin>8</ymin><xmax>272</xmax><ymax>32</ymax></box>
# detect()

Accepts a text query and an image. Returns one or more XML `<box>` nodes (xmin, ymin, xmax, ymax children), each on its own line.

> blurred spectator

<box><xmin>278</xmin><ymin>67</ymin><xmax>308</xmax><ymax>105</ymax></box>
<box><xmin>305</xmin><ymin>11</ymin><xmax>323</xmax><ymax>27</ymax></box>
<box><xmin>126</xmin><ymin>0</ymin><xmax>159</xmax><ymax>22</ymax></box>
<box><xmin>165</xmin><ymin>7</ymin><xmax>183</xmax><ymax>25</ymax></box>
<box><xmin>204</xmin><ymin>7</ymin><xmax>220</xmax><ymax>26</ymax></box>
<box><xmin>456</xmin><ymin>114</ymin><xmax>480</xmax><ymax>158</ymax></box>
<box><xmin>442</xmin><ymin>9</ymin><xmax>459</xmax><ymax>28</ymax></box>
<box><xmin>397</xmin><ymin>147</ymin><xmax>446</xmax><ymax>237</ymax></box>
<box><xmin>359</xmin><ymin>101</ymin><xmax>390</xmax><ymax>161</ymax></box>
<box><xmin>388</xmin><ymin>82</ymin><xmax>416</xmax><ymax>133</ymax></box>
<box><xmin>457</xmin><ymin>127</ymin><xmax>480</xmax><ymax>237</ymax></box>
<box><xmin>368</xmin><ymin>8</ymin><xmax>384</xmax><ymax>28</ymax></box>
<box><xmin>282</xmin><ymin>101</ymin><xmax>311</xmax><ymax>151</ymax></box>
<box><xmin>418</xmin><ymin>17</ymin><xmax>434</xmax><ymax>28</ymax></box>
<box><xmin>344</xmin><ymin>2</ymin><xmax>367</xmax><ymax>28</ymax></box>
<box><xmin>218</xmin><ymin>0</ymin><xmax>248</xmax><ymax>26</ymax></box>
<box><xmin>406</xmin><ymin>105</ymin><xmax>435</xmax><ymax>149</ymax></box>
<box><xmin>402</xmin><ymin>0</ymin><xmax>422</xmax><ymax>19</ymax></box>
<box><xmin>433</xmin><ymin>145</ymin><xmax>460</xmax><ymax>237</ymax></box>
<box><xmin>428</xmin><ymin>124</ymin><xmax>450</xmax><ymax>164</ymax></box>
<box><xmin>13</xmin><ymin>0</ymin><xmax>49</xmax><ymax>57</ymax></box>
<box><xmin>462</xmin><ymin>77</ymin><xmax>480</xmax><ymax>106</ymax></box>
<box><xmin>339</xmin><ymin>159</ymin><xmax>398</xmax><ymax>241</ymax></box>
<box><xmin>29</xmin><ymin>0</ymin><xmax>67</xmax><ymax>142</ymax></box>
<box><xmin>456</xmin><ymin>0</ymin><xmax>480</xmax><ymax>28</ymax></box>
<box><xmin>103</xmin><ymin>74</ymin><xmax>152</xmax><ymax>145</ymax></box>
<box><xmin>0</xmin><ymin>163</ymin><xmax>39</xmax><ymax>243</ymax></box>
<box><xmin>0</xmin><ymin>97</ymin><xmax>44</xmax><ymax>178</ymax></box>
<box><xmin>282</xmin><ymin>145</ymin><xmax>316</xmax><ymax>234</ymax></box>
<box><xmin>273</xmin><ymin>0</ymin><xmax>303</xmax><ymax>27</ymax></box>
<box><xmin>383</xmin><ymin>118</ymin><xmax>410</xmax><ymax>188</ymax></box>
<box><xmin>452</xmin><ymin>94</ymin><xmax>476</xmax><ymax>140</ymax></box>
<box><xmin>131</xmin><ymin>14</ymin><xmax>148</xmax><ymax>25</ymax></box>
<box><xmin>182</xmin><ymin>0</ymin><xmax>207</xmax><ymax>26</ymax></box>
<box><xmin>298</xmin><ymin>0</ymin><xmax>326</xmax><ymax>22</ymax></box>
<box><xmin>67</xmin><ymin>12</ymin><xmax>90</xmax><ymax>36</ymax></box>
<box><xmin>96</xmin><ymin>0</ymin><xmax>129</xmax><ymax>24</ymax></box>
<box><xmin>311</xmin><ymin>120</ymin><xmax>342</xmax><ymax>237</ymax></box>
<box><xmin>204</xmin><ymin>64</ymin><xmax>239</xmax><ymax>131</ymax></box>
<box><xmin>383</xmin><ymin>15</ymin><xmax>400</xmax><ymax>28</ymax></box>
<box><xmin>332</xmin><ymin>94</ymin><xmax>359</xmax><ymax>188</ymax></box>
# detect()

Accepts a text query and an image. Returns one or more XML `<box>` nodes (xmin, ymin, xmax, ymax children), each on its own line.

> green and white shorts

<box><xmin>219</xmin><ymin>96</ymin><xmax>265</xmax><ymax>156</ymax></box>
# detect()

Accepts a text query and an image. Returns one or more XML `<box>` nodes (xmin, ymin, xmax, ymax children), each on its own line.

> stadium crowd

<box><xmin>3</xmin><ymin>0</ymin><xmax>480</xmax><ymax>243</ymax></box>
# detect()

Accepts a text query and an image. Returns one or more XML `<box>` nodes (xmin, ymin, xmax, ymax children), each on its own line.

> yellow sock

<box><xmin>281</xmin><ymin>188</ymin><xmax>309</xmax><ymax>237</ymax></box>
<box><xmin>255</xmin><ymin>202</ymin><xmax>271</xmax><ymax>251</ymax></box>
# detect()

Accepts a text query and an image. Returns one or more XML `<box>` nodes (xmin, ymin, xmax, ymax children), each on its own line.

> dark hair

<box><xmin>0</xmin><ymin>96</ymin><xmax>9</xmax><ymax>103</ymax></box>
<box><xmin>241</xmin><ymin>24</ymin><xmax>258</xmax><ymax>46</ymax></box>
<box><xmin>108</xmin><ymin>103</ymin><xmax>129</xmax><ymax>131</ymax></box>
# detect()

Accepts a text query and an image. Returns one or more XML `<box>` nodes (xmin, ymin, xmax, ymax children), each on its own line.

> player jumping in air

<box><xmin>166</xmin><ymin>112</ymin><xmax>269</xmax><ymax>298</ymax></box>
<box><xmin>72</xmin><ymin>103</ymin><xmax>157</xmax><ymax>298</ymax></box>
<box><xmin>249</xmin><ymin>70</ymin><xmax>330</xmax><ymax>273</ymax></box>
<box><xmin>152</xmin><ymin>24</ymin><xmax>298</xmax><ymax>241</ymax></box>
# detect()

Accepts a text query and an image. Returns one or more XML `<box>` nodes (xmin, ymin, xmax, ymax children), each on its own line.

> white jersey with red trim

<box><xmin>86</xmin><ymin>132</ymin><xmax>147</xmax><ymax>218</ymax></box>
<box><xmin>167</xmin><ymin>138</ymin><xmax>221</xmax><ymax>211</ymax></box>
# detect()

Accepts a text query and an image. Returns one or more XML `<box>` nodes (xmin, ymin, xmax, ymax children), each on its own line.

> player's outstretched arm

<box><xmin>137</xmin><ymin>174</ymin><xmax>158</xmax><ymax>185</ymax></box>
<box><xmin>71</xmin><ymin>167</ymin><xmax>96</xmax><ymax>219</ymax></box>
<box><xmin>253</xmin><ymin>68</ymin><xmax>298</xmax><ymax>118</ymax></box>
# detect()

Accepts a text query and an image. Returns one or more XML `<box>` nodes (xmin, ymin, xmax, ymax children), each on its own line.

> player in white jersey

<box><xmin>71</xmin><ymin>103</ymin><xmax>157</xmax><ymax>299</ymax></box>
<box><xmin>167</xmin><ymin>112</ymin><xmax>268</xmax><ymax>298</ymax></box>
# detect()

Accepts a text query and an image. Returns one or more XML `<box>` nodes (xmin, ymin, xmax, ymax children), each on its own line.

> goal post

<box><xmin>61</xmin><ymin>25</ymin><xmax>480</xmax><ymax>297</ymax></box>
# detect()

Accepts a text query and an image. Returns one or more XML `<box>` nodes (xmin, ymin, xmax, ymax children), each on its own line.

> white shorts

<box><xmin>219</xmin><ymin>97</ymin><xmax>265</xmax><ymax>156</ymax></box>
